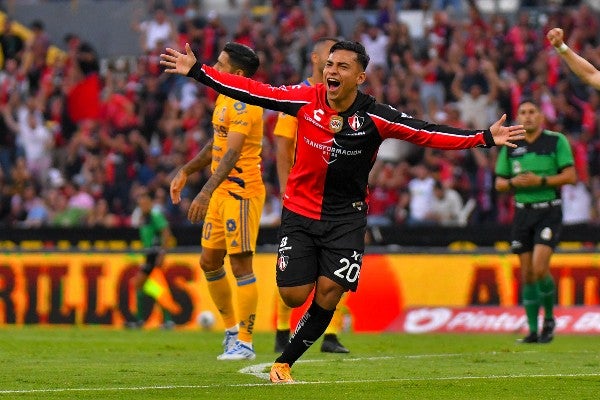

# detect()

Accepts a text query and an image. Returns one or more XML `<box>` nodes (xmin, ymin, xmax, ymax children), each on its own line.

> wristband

<box><xmin>541</xmin><ymin>176</ymin><xmax>547</xmax><ymax>186</ymax></box>
<box><xmin>556</xmin><ymin>43</ymin><xmax>569</xmax><ymax>54</ymax></box>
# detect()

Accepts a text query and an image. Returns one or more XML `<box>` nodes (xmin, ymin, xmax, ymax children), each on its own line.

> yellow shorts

<box><xmin>201</xmin><ymin>190</ymin><xmax>266</xmax><ymax>255</ymax></box>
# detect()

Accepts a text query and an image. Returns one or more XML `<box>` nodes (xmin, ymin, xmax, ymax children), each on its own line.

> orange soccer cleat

<box><xmin>269</xmin><ymin>362</ymin><xmax>294</xmax><ymax>383</ymax></box>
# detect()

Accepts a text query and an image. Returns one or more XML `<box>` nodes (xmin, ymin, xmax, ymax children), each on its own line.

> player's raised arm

<box><xmin>547</xmin><ymin>27</ymin><xmax>600</xmax><ymax>89</ymax></box>
<box><xmin>374</xmin><ymin>107</ymin><xmax>525</xmax><ymax>150</ymax></box>
<box><xmin>161</xmin><ymin>43</ymin><xmax>309</xmax><ymax>116</ymax></box>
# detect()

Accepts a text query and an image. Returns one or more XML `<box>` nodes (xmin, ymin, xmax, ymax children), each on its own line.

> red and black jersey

<box><xmin>188</xmin><ymin>63</ymin><xmax>495</xmax><ymax>221</ymax></box>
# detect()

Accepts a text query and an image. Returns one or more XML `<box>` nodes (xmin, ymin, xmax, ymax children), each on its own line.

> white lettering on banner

<box><xmin>404</xmin><ymin>308</ymin><xmax>452</xmax><ymax>333</ymax></box>
<box><xmin>446</xmin><ymin>311</ymin><xmax>525</xmax><ymax>331</ymax></box>
<box><xmin>573</xmin><ymin>312</ymin><xmax>600</xmax><ymax>332</ymax></box>
<box><xmin>401</xmin><ymin>307</ymin><xmax>600</xmax><ymax>334</ymax></box>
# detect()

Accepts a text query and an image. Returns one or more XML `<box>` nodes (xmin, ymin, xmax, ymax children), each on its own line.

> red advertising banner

<box><xmin>393</xmin><ymin>306</ymin><xmax>600</xmax><ymax>334</ymax></box>
<box><xmin>0</xmin><ymin>252</ymin><xmax>599</xmax><ymax>333</ymax></box>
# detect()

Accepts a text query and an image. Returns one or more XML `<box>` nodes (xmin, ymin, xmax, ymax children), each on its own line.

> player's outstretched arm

<box><xmin>488</xmin><ymin>114</ymin><xmax>525</xmax><ymax>148</ymax></box>
<box><xmin>160</xmin><ymin>43</ymin><xmax>197</xmax><ymax>76</ymax></box>
<box><xmin>547</xmin><ymin>28</ymin><xmax>600</xmax><ymax>89</ymax></box>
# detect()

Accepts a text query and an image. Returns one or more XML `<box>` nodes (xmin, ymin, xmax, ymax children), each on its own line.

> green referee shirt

<box><xmin>139</xmin><ymin>209</ymin><xmax>168</xmax><ymax>248</ymax></box>
<box><xmin>495</xmin><ymin>130</ymin><xmax>574</xmax><ymax>204</ymax></box>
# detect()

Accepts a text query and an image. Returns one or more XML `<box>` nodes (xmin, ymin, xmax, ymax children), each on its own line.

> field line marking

<box><xmin>238</xmin><ymin>352</ymin><xmax>536</xmax><ymax>381</ymax></box>
<box><xmin>238</xmin><ymin>356</ymin><xmax>395</xmax><ymax>380</ymax></box>
<box><xmin>2</xmin><ymin>372</ymin><xmax>600</xmax><ymax>394</ymax></box>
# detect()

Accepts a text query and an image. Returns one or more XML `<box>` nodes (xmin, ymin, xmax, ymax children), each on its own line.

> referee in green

<box><xmin>495</xmin><ymin>99</ymin><xmax>577</xmax><ymax>343</ymax></box>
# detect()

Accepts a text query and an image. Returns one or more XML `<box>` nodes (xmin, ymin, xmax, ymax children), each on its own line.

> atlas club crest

<box><xmin>348</xmin><ymin>113</ymin><xmax>364</xmax><ymax>131</ymax></box>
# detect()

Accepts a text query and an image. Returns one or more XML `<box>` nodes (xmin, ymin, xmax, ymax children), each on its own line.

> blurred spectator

<box><xmin>406</xmin><ymin>164</ymin><xmax>435</xmax><ymax>226</ymax></box>
<box><xmin>451</xmin><ymin>58</ymin><xmax>499</xmax><ymax>129</ymax></box>
<box><xmin>260</xmin><ymin>190</ymin><xmax>282</xmax><ymax>227</ymax></box>
<box><xmin>2</xmin><ymin>94</ymin><xmax>53</xmax><ymax>182</ymax></box>
<box><xmin>132</xmin><ymin>4</ymin><xmax>177</xmax><ymax>54</ymax></box>
<box><xmin>367</xmin><ymin>160</ymin><xmax>401</xmax><ymax>227</ymax></box>
<box><xmin>426</xmin><ymin>180</ymin><xmax>464</xmax><ymax>226</ymax></box>
<box><xmin>21</xmin><ymin>19</ymin><xmax>49</xmax><ymax>95</ymax></box>
<box><xmin>562</xmin><ymin>182</ymin><xmax>592</xmax><ymax>225</ymax></box>
<box><xmin>0</xmin><ymin>17</ymin><xmax>24</xmax><ymax>67</ymax></box>
<box><xmin>361</xmin><ymin>23</ymin><xmax>389</xmax><ymax>73</ymax></box>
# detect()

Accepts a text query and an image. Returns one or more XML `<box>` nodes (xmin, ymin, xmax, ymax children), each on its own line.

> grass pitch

<box><xmin>0</xmin><ymin>326</ymin><xmax>599</xmax><ymax>399</ymax></box>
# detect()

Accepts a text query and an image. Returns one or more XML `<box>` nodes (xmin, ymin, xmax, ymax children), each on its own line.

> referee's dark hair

<box><xmin>517</xmin><ymin>97</ymin><xmax>539</xmax><ymax>109</ymax></box>
<box><xmin>223</xmin><ymin>42</ymin><xmax>260</xmax><ymax>77</ymax></box>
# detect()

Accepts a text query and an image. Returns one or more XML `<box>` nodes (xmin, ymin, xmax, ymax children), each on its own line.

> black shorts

<box><xmin>275</xmin><ymin>208</ymin><xmax>367</xmax><ymax>292</ymax></box>
<box><xmin>140</xmin><ymin>247</ymin><xmax>164</xmax><ymax>274</ymax></box>
<box><xmin>510</xmin><ymin>205</ymin><xmax>562</xmax><ymax>254</ymax></box>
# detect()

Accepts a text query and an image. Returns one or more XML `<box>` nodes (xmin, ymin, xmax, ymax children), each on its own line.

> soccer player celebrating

<box><xmin>161</xmin><ymin>40</ymin><xmax>525</xmax><ymax>382</ymax></box>
<box><xmin>169</xmin><ymin>43</ymin><xmax>264</xmax><ymax>360</ymax></box>
<box><xmin>495</xmin><ymin>99</ymin><xmax>576</xmax><ymax>343</ymax></box>
<box><xmin>273</xmin><ymin>37</ymin><xmax>349</xmax><ymax>354</ymax></box>
<box><xmin>547</xmin><ymin>27</ymin><xmax>600</xmax><ymax>90</ymax></box>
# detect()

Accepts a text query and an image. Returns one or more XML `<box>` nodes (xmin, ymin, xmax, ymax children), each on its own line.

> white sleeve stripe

<box><xmin>203</xmin><ymin>72</ymin><xmax>311</xmax><ymax>106</ymax></box>
<box><xmin>368</xmin><ymin>113</ymin><xmax>483</xmax><ymax>139</ymax></box>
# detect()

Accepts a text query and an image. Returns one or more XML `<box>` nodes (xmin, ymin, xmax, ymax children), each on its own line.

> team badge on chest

<box><xmin>329</xmin><ymin>115</ymin><xmax>343</xmax><ymax>133</ymax></box>
<box><xmin>348</xmin><ymin>113</ymin><xmax>364</xmax><ymax>131</ymax></box>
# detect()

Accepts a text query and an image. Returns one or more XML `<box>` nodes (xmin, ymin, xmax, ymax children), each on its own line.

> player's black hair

<box><xmin>314</xmin><ymin>36</ymin><xmax>340</xmax><ymax>47</ymax></box>
<box><xmin>329</xmin><ymin>40</ymin><xmax>370</xmax><ymax>71</ymax></box>
<box><xmin>223</xmin><ymin>42</ymin><xmax>260</xmax><ymax>77</ymax></box>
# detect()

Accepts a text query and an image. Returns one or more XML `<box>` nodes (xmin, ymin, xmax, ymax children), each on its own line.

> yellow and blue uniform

<box><xmin>202</xmin><ymin>94</ymin><xmax>265</xmax><ymax>255</ymax></box>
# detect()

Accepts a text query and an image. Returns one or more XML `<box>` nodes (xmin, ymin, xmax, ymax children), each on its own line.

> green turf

<box><xmin>0</xmin><ymin>326</ymin><xmax>599</xmax><ymax>399</ymax></box>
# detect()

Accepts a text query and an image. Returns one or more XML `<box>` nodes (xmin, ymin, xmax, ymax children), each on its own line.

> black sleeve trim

<box><xmin>186</xmin><ymin>62</ymin><xmax>203</xmax><ymax>80</ymax></box>
<box><xmin>482</xmin><ymin>129</ymin><xmax>495</xmax><ymax>147</ymax></box>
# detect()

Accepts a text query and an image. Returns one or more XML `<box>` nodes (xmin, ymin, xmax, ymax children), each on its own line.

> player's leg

<box><xmin>201</xmin><ymin>196</ymin><xmax>238</xmax><ymax>355</ymax></box>
<box><xmin>201</xmin><ymin>247</ymin><xmax>237</xmax><ymax>349</ymax></box>
<box><xmin>217</xmin><ymin>194</ymin><xmax>263</xmax><ymax>360</ymax></box>
<box><xmin>270</xmin><ymin>209</ymin><xmax>319</xmax><ymax>382</ymax></box>
<box><xmin>277</xmin><ymin>277</ymin><xmax>343</xmax><ymax>358</ymax></box>
<box><xmin>217</xmin><ymin>252</ymin><xmax>257</xmax><ymax>360</ymax></box>
<box><xmin>271</xmin><ymin>215</ymin><xmax>364</xmax><ymax>382</ymax></box>
<box><xmin>274</xmin><ymin>297</ymin><xmax>292</xmax><ymax>353</ymax></box>
<box><xmin>321</xmin><ymin>293</ymin><xmax>350</xmax><ymax>353</ymax></box>
<box><xmin>271</xmin><ymin>278</ymin><xmax>343</xmax><ymax>383</ymax></box>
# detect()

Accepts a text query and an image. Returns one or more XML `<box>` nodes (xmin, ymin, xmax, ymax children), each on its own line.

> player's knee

<box><xmin>199</xmin><ymin>257</ymin><xmax>224</xmax><ymax>273</ymax></box>
<box><xmin>279</xmin><ymin>289</ymin><xmax>310</xmax><ymax>308</ymax></box>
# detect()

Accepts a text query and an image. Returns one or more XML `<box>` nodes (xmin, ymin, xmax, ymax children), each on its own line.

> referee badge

<box><xmin>329</xmin><ymin>116</ymin><xmax>343</xmax><ymax>133</ymax></box>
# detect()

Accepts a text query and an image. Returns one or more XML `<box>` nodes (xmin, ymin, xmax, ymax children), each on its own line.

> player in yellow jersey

<box><xmin>272</xmin><ymin>37</ymin><xmax>350</xmax><ymax>354</ymax></box>
<box><xmin>170</xmin><ymin>42</ymin><xmax>263</xmax><ymax>360</ymax></box>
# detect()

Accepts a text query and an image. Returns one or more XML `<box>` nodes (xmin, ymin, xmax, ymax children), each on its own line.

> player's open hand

<box><xmin>547</xmin><ymin>28</ymin><xmax>564</xmax><ymax>48</ymax></box>
<box><xmin>160</xmin><ymin>43</ymin><xmax>197</xmax><ymax>76</ymax></box>
<box><xmin>489</xmin><ymin>114</ymin><xmax>525</xmax><ymax>148</ymax></box>
<box><xmin>170</xmin><ymin>170</ymin><xmax>187</xmax><ymax>204</ymax></box>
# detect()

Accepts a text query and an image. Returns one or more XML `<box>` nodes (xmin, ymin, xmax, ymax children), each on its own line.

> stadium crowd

<box><xmin>0</xmin><ymin>0</ymin><xmax>598</xmax><ymax>230</ymax></box>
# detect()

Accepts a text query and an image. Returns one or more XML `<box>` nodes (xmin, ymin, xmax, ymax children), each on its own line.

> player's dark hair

<box><xmin>329</xmin><ymin>40</ymin><xmax>370</xmax><ymax>71</ymax></box>
<box><xmin>314</xmin><ymin>37</ymin><xmax>340</xmax><ymax>47</ymax></box>
<box><xmin>223</xmin><ymin>42</ymin><xmax>260</xmax><ymax>77</ymax></box>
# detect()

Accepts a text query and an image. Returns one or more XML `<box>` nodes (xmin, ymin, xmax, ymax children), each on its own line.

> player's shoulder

<box><xmin>367</xmin><ymin>100</ymin><xmax>411</xmax><ymax>121</ymax></box>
